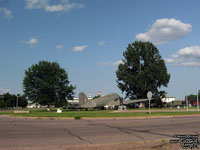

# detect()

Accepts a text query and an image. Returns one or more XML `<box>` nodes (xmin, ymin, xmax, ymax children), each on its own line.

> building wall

<box><xmin>162</xmin><ymin>97</ymin><xmax>176</xmax><ymax>103</ymax></box>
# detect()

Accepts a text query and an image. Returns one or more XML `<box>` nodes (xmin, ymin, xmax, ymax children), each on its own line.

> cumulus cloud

<box><xmin>165</xmin><ymin>45</ymin><xmax>200</xmax><ymax>66</ymax></box>
<box><xmin>23</xmin><ymin>37</ymin><xmax>39</xmax><ymax>47</ymax></box>
<box><xmin>98</xmin><ymin>41</ymin><xmax>106</xmax><ymax>47</ymax></box>
<box><xmin>136</xmin><ymin>18</ymin><xmax>192</xmax><ymax>45</ymax></box>
<box><xmin>26</xmin><ymin>38</ymin><xmax>38</xmax><ymax>45</ymax></box>
<box><xmin>100</xmin><ymin>60</ymin><xmax>123</xmax><ymax>67</ymax></box>
<box><xmin>56</xmin><ymin>44</ymin><xmax>64</xmax><ymax>49</ymax></box>
<box><xmin>25</xmin><ymin>0</ymin><xmax>48</xmax><ymax>9</ymax></box>
<box><xmin>73</xmin><ymin>44</ymin><xmax>88</xmax><ymax>52</ymax></box>
<box><xmin>25</xmin><ymin>0</ymin><xmax>84</xmax><ymax>13</ymax></box>
<box><xmin>0</xmin><ymin>7</ymin><xmax>13</xmax><ymax>18</ymax></box>
<box><xmin>0</xmin><ymin>88</ymin><xmax>10</xmax><ymax>94</ymax></box>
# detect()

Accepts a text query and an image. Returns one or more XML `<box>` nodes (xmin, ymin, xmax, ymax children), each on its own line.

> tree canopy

<box><xmin>187</xmin><ymin>90</ymin><xmax>200</xmax><ymax>105</ymax></box>
<box><xmin>116</xmin><ymin>41</ymin><xmax>170</xmax><ymax>99</ymax></box>
<box><xmin>23</xmin><ymin>61</ymin><xmax>75</xmax><ymax>108</ymax></box>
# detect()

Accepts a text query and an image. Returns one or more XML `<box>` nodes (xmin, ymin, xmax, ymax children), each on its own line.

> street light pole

<box><xmin>184</xmin><ymin>64</ymin><xmax>188</xmax><ymax>111</ymax></box>
<box><xmin>195</xmin><ymin>64</ymin><xmax>199</xmax><ymax>111</ymax></box>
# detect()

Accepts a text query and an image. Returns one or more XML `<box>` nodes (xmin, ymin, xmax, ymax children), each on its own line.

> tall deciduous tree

<box><xmin>23</xmin><ymin>61</ymin><xmax>75</xmax><ymax>110</ymax></box>
<box><xmin>116</xmin><ymin>41</ymin><xmax>170</xmax><ymax>99</ymax></box>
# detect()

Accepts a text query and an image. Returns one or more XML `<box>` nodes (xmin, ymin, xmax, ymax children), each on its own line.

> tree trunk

<box><xmin>49</xmin><ymin>104</ymin><xmax>52</xmax><ymax>112</ymax></box>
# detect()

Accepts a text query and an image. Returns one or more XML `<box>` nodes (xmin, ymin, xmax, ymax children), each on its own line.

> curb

<box><xmin>1</xmin><ymin>114</ymin><xmax>200</xmax><ymax>120</ymax></box>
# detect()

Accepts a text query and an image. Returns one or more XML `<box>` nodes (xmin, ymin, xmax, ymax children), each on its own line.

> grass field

<box><xmin>1</xmin><ymin>108</ymin><xmax>200</xmax><ymax>118</ymax></box>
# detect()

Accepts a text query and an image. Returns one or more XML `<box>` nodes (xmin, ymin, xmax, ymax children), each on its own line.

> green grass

<box><xmin>152</xmin><ymin>111</ymin><xmax>200</xmax><ymax>116</ymax></box>
<box><xmin>1</xmin><ymin>108</ymin><xmax>200</xmax><ymax>118</ymax></box>
<box><xmin>74</xmin><ymin>116</ymin><xmax>81</xmax><ymax>120</ymax></box>
<box><xmin>0</xmin><ymin>111</ymin><xmax>13</xmax><ymax>115</ymax></box>
<box><xmin>127</xmin><ymin>107</ymin><xmax>198</xmax><ymax>110</ymax></box>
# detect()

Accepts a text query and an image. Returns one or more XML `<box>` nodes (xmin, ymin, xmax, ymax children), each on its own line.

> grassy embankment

<box><xmin>1</xmin><ymin>108</ymin><xmax>200</xmax><ymax>118</ymax></box>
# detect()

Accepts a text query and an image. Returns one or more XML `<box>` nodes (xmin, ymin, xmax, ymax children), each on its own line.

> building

<box><xmin>161</xmin><ymin>96</ymin><xmax>185</xmax><ymax>107</ymax></box>
<box><xmin>171</xmin><ymin>99</ymin><xmax>185</xmax><ymax>106</ymax></box>
<box><xmin>27</xmin><ymin>102</ymin><xmax>43</xmax><ymax>108</ymax></box>
<box><xmin>68</xmin><ymin>98</ymin><xmax>79</xmax><ymax>104</ymax></box>
<box><xmin>162</xmin><ymin>96</ymin><xmax>176</xmax><ymax>103</ymax></box>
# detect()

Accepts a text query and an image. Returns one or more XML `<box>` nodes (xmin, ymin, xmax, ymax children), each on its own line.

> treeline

<box><xmin>184</xmin><ymin>90</ymin><xmax>200</xmax><ymax>106</ymax></box>
<box><xmin>187</xmin><ymin>94</ymin><xmax>200</xmax><ymax>105</ymax></box>
<box><xmin>0</xmin><ymin>93</ymin><xmax>28</xmax><ymax>109</ymax></box>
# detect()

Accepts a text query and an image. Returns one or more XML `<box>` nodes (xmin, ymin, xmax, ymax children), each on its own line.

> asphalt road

<box><xmin>0</xmin><ymin>116</ymin><xmax>200</xmax><ymax>150</ymax></box>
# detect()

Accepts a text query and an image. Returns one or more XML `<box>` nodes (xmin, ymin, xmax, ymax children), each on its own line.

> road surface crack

<box><xmin>91</xmin><ymin>121</ymin><xmax>172</xmax><ymax>139</ymax></box>
<box><xmin>91</xmin><ymin>122</ymin><xmax>145</xmax><ymax>140</ymax></box>
<box><xmin>64</xmin><ymin>128</ymin><xmax>92</xmax><ymax>144</ymax></box>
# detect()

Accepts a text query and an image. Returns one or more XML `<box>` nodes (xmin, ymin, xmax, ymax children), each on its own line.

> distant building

<box><xmin>162</xmin><ymin>96</ymin><xmax>176</xmax><ymax>103</ymax></box>
<box><xmin>68</xmin><ymin>98</ymin><xmax>79</xmax><ymax>104</ymax></box>
<box><xmin>27</xmin><ymin>102</ymin><xmax>42</xmax><ymax>108</ymax></box>
<box><xmin>68</xmin><ymin>96</ymin><xmax>93</xmax><ymax>104</ymax></box>
<box><xmin>162</xmin><ymin>96</ymin><xmax>185</xmax><ymax>107</ymax></box>
<box><xmin>171</xmin><ymin>99</ymin><xmax>185</xmax><ymax>106</ymax></box>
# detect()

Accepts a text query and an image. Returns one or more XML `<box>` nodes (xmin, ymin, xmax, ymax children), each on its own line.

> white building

<box><xmin>27</xmin><ymin>103</ymin><xmax>42</xmax><ymax>108</ymax></box>
<box><xmin>162</xmin><ymin>96</ymin><xmax>176</xmax><ymax>103</ymax></box>
<box><xmin>68</xmin><ymin>98</ymin><xmax>79</xmax><ymax>104</ymax></box>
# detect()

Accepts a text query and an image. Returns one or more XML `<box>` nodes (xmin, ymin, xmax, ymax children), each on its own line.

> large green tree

<box><xmin>116</xmin><ymin>41</ymin><xmax>170</xmax><ymax>99</ymax></box>
<box><xmin>23</xmin><ymin>61</ymin><xmax>75</xmax><ymax>110</ymax></box>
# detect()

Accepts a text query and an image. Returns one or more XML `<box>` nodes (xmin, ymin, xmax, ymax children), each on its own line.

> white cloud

<box><xmin>23</xmin><ymin>37</ymin><xmax>39</xmax><ymax>47</ymax></box>
<box><xmin>56</xmin><ymin>44</ymin><xmax>64</xmax><ymax>49</ymax></box>
<box><xmin>100</xmin><ymin>60</ymin><xmax>123</xmax><ymax>67</ymax></box>
<box><xmin>25</xmin><ymin>0</ymin><xmax>48</xmax><ymax>9</ymax></box>
<box><xmin>25</xmin><ymin>0</ymin><xmax>84</xmax><ymax>13</ymax></box>
<box><xmin>98</xmin><ymin>41</ymin><xmax>106</xmax><ymax>47</ymax></box>
<box><xmin>26</xmin><ymin>38</ymin><xmax>38</xmax><ymax>45</ymax></box>
<box><xmin>0</xmin><ymin>88</ymin><xmax>10</xmax><ymax>94</ymax></box>
<box><xmin>136</xmin><ymin>18</ymin><xmax>192</xmax><ymax>45</ymax></box>
<box><xmin>165</xmin><ymin>45</ymin><xmax>200</xmax><ymax>66</ymax></box>
<box><xmin>73</xmin><ymin>44</ymin><xmax>88</xmax><ymax>52</ymax></box>
<box><xmin>0</xmin><ymin>7</ymin><xmax>13</xmax><ymax>18</ymax></box>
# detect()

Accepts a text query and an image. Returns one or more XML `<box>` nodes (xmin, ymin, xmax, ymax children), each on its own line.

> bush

<box><xmin>74</xmin><ymin>116</ymin><xmax>81</xmax><ymax>120</ymax></box>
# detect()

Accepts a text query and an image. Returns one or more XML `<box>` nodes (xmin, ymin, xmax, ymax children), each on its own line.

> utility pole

<box><xmin>184</xmin><ymin>64</ymin><xmax>188</xmax><ymax>111</ymax></box>
<box><xmin>195</xmin><ymin>64</ymin><xmax>199</xmax><ymax>111</ymax></box>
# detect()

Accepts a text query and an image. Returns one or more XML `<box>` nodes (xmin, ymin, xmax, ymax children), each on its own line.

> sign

<box><xmin>147</xmin><ymin>91</ymin><xmax>152</xmax><ymax>100</ymax></box>
<box><xmin>147</xmin><ymin>91</ymin><xmax>152</xmax><ymax>115</ymax></box>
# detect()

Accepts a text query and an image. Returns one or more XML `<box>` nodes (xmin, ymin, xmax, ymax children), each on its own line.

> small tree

<box><xmin>18</xmin><ymin>94</ymin><xmax>28</xmax><ymax>108</ymax></box>
<box><xmin>0</xmin><ymin>93</ymin><xmax>28</xmax><ymax>108</ymax></box>
<box><xmin>3</xmin><ymin>93</ymin><xmax>16</xmax><ymax>108</ymax></box>
<box><xmin>23</xmin><ymin>61</ymin><xmax>75</xmax><ymax>111</ymax></box>
<box><xmin>0</xmin><ymin>100</ymin><xmax>7</xmax><ymax>109</ymax></box>
<box><xmin>116</xmin><ymin>41</ymin><xmax>170</xmax><ymax>99</ymax></box>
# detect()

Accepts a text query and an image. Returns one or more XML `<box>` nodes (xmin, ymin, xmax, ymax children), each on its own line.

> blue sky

<box><xmin>0</xmin><ymin>0</ymin><xmax>200</xmax><ymax>99</ymax></box>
